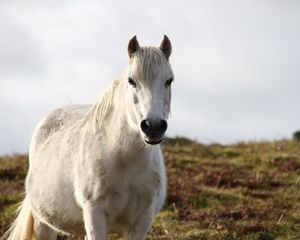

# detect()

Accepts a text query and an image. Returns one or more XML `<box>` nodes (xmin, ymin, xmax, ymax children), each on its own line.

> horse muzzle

<box><xmin>140</xmin><ymin>118</ymin><xmax>168</xmax><ymax>145</ymax></box>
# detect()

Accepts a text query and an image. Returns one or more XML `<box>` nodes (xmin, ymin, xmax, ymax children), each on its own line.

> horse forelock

<box><xmin>130</xmin><ymin>46</ymin><xmax>170</xmax><ymax>84</ymax></box>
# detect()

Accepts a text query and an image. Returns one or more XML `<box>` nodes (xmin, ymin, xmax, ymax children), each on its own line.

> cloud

<box><xmin>0</xmin><ymin>0</ymin><xmax>300</xmax><ymax>154</ymax></box>
<box><xmin>0</xmin><ymin>14</ymin><xmax>44</xmax><ymax>76</ymax></box>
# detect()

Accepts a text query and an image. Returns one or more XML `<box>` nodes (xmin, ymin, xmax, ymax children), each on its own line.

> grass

<box><xmin>1</xmin><ymin>138</ymin><xmax>300</xmax><ymax>239</ymax></box>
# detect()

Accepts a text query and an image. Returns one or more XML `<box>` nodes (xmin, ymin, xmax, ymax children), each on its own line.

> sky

<box><xmin>0</xmin><ymin>0</ymin><xmax>300</xmax><ymax>154</ymax></box>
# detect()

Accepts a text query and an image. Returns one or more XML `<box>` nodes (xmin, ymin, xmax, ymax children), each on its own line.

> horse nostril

<box><xmin>159</xmin><ymin>120</ymin><xmax>168</xmax><ymax>134</ymax></box>
<box><xmin>141</xmin><ymin>120</ymin><xmax>151</xmax><ymax>134</ymax></box>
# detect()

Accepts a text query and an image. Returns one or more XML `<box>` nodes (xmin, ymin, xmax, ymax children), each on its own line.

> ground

<box><xmin>1</xmin><ymin>137</ymin><xmax>300</xmax><ymax>239</ymax></box>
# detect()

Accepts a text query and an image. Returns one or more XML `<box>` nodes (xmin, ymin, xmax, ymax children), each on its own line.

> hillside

<box><xmin>1</xmin><ymin>138</ymin><xmax>300</xmax><ymax>239</ymax></box>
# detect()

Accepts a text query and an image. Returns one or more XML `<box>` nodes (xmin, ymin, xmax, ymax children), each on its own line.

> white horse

<box><xmin>3</xmin><ymin>35</ymin><xmax>174</xmax><ymax>240</ymax></box>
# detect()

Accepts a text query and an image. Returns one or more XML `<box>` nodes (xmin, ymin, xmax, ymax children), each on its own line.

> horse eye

<box><xmin>128</xmin><ymin>78</ymin><xmax>136</xmax><ymax>87</ymax></box>
<box><xmin>165</xmin><ymin>77</ymin><xmax>174</xmax><ymax>87</ymax></box>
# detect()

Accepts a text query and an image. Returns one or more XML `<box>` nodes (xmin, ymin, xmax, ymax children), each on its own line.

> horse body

<box><xmin>27</xmin><ymin>105</ymin><xmax>89</xmax><ymax>234</ymax></box>
<box><xmin>3</xmin><ymin>36</ymin><xmax>173</xmax><ymax>240</ymax></box>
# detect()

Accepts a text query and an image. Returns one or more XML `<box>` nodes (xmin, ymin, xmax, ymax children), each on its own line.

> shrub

<box><xmin>165</xmin><ymin>136</ymin><xmax>195</xmax><ymax>145</ymax></box>
<box><xmin>293</xmin><ymin>130</ymin><xmax>300</xmax><ymax>141</ymax></box>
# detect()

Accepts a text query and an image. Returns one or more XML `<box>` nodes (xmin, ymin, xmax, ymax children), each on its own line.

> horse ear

<box><xmin>128</xmin><ymin>36</ymin><xmax>140</xmax><ymax>58</ymax></box>
<box><xmin>159</xmin><ymin>35</ymin><xmax>172</xmax><ymax>60</ymax></box>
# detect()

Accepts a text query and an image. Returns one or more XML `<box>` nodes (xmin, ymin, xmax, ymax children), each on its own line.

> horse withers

<box><xmin>3</xmin><ymin>35</ymin><xmax>174</xmax><ymax>240</ymax></box>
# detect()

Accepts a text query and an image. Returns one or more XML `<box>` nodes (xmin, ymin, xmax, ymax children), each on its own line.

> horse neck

<box><xmin>90</xmin><ymin>80</ymin><xmax>142</xmax><ymax>147</ymax></box>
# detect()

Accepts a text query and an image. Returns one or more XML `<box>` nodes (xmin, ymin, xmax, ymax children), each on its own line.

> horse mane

<box><xmin>88</xmin><ymin>80</ymin><xmax>120</xmax><ymax>127</ymax></box>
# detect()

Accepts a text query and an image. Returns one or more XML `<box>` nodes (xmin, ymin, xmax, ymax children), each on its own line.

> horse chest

<box><xmin>104</xmin><ymin>166</ymin><xmax>158</xmax><ymax>226</ymax></box>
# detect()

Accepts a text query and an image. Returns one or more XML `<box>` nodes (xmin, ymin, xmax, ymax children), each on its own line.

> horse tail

<box><xmin>2</xmin><ymin>196</ymin><xmax>35</xmax><ymax>240</ymax></box>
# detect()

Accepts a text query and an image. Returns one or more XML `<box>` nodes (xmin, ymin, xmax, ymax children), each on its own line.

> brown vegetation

<box><xmin>1</xmin><ymin>139</ymin><xmax>300</xmax><ymax>239</ymax></box>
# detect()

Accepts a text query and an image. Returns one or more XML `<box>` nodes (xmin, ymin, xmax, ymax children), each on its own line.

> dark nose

<box><xmin>140</xmin><ymin>119</ymin><xmax>168</xmax><ymax>138</ymax></box>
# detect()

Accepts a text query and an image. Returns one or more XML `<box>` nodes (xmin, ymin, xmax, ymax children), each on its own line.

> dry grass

<box><xmin>1</xmin><ymin>138</ymin><xmax>300</xmax><ymax>239</ymax></box>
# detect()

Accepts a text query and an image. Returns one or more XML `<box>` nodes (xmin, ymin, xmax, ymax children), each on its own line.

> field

<box><xmin>1</xmin><ymin>137</ymin><xmax>300</xmax><ymax>239</ymax></box>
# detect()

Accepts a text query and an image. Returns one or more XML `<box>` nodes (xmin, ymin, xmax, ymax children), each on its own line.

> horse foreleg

<box><xmin>82</xmin><ymin>201</ymin><xmax>107</xmax><ymax>240</ymax></box>
<box><xmin>123</xmin><ymin>210</ymin><xmax>153</xmax><ymax>240</ymax></box>
<box><xmin>33</xmin><ymin>216</ymin><xmax>57</xmax><ymax>240</ymax></box>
